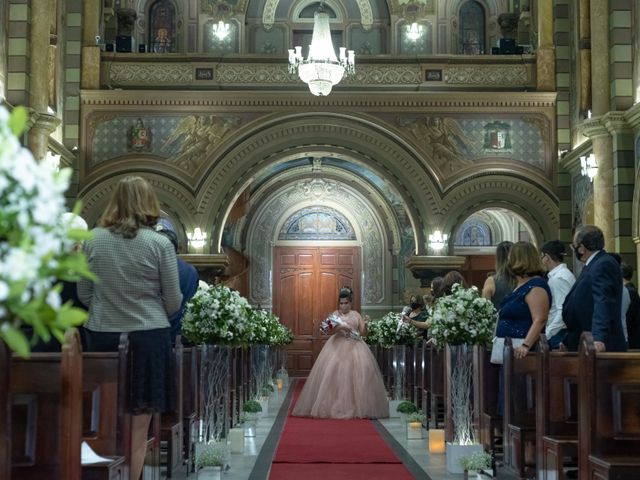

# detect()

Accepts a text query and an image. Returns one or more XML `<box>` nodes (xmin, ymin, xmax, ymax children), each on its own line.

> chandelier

<box><xmin>288</xmin><ymin>5</ymin><xmax>355</xmax><ymax>96</ymax></box>
<box><xmin>406</xmin><ymin>22</ymin><xmax>423</xmax><ymax>41</ymax></box>
<box><xmin>212</xmin><ymin>20</ymin><xmax>230</xmax><ymax>41</ymax></box>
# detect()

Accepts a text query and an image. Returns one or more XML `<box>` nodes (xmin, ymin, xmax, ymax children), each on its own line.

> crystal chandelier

<box><xmin>212</xmin><ymin>20</ymin><xmax>230</xmax><ymax>41</ymax></box>
<box><xmin>406</xmin><ymin>22</ymin><xmax>423</xmax><ymax>41</ymax></box>
<box><xmin>288</xmin><ymin>5</ymin><xmax>355</xmax><ymax>96</ymax></box>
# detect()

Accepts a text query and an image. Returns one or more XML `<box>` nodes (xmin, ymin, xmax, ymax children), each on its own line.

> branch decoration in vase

<box><xmin>0</xmin><ymin>106</ymin><xmax>95</xmax><ymax>356</ymax></box>
<box><xmin>428</xmin><ymin>283</ymin><xmax>496</xmax><ymax>473</ymax></box>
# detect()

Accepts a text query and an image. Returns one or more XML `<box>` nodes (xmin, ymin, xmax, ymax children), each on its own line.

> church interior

<box><xmin>2</xmin><ymin>0</ymin><xmax>640</xmax><ymax>479</ymax></box>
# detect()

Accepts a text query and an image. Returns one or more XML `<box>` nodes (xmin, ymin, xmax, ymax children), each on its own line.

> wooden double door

<box><xmin>273</xmin><ymin>246</ymin><xmax>360</xmax><ymax>377</ymax></box>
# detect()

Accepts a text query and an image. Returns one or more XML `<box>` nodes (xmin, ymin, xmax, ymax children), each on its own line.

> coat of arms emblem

<box><xmin>129</xmin><ymin>118</ymin><xmax>151</xmax><ymax>151</ymax></box>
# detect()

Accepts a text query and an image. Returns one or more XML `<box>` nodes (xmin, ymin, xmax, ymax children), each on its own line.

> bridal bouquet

<box><xmin>320</xmin><ymin>314</ymin><xmax>360</xmax><ymax>340</ymax></box>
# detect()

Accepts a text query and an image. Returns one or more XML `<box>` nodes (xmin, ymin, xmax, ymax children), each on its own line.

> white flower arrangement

<box><xmin>429</xmin><ymin>283</ymin><xmax>496</xmax><ymax>347</ymax></box>
<box><xmin>182</xmin><ymin>284</ymin><xmax>253</xmax><ymax>344</ymax></box>
<box><xmin>0</xmin><ymin>106</ymin><xmax>94</xmax><ymax>356</ymax></box>
<box><xmin>249</xmin><ymin>308</ymin><xmax>293</xmax><ymax>346</ymax></box>
<box><xmin>366</xmin><ymin>311</ymin><xmax>421</xmax><ymax>347</ymax></box>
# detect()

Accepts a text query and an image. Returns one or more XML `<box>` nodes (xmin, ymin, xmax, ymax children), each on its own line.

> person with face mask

<box><xmin>562</xmin><ymin>225</ymin><xmax>626</xmax><ymax>352</ymax></box>
<box><xmin>401</xmin><ymin>294</ymin><xmax>429</xmax><ymax>337</ymax></box>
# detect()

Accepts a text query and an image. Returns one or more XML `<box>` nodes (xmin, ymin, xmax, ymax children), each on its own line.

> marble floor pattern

<box><xmin>170</xmin><ymin>380</ymin><xmax>469</xmax><ymax>480</ymax></box>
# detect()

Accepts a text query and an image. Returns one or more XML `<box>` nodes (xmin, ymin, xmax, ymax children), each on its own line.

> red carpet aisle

<box><xmin>269</xmin><ymin>381</ymin><xmax>416</xmax><ymax>480</ymax></box>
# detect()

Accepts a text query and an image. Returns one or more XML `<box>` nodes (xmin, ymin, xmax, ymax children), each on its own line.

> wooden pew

<box><xmin>428</xmin><ymin>346</ymin><xmax>445</xmax><ymax>428</ymax></box>
<box><xmin>1</xmin><ymin>329</ymin><xmax>83</xmax><ymax>480</ymax></box>
<box><xmin>412</xmin><ymin>340</ymin><xmax>423</xmax><ymax>410</ymax></box>
<box><xmin>536</xmin><ymin>335</ymin><xmax>579</xmax><ymax>480</ymax></box>
<box><xmin>161</xmin><ymin>339</ymin><xmax>183</xmax><ymax>477</ymax></box>
<box><xmin>473</xmin><ymin>345</ymin><xmax>502</xmax><ymax>459</ymax></box>
<box><xmin>503</xmin><ymin>337</ymin><xmax>537</xmax><ymax>479</ymax></box>
<box><xmin>578</xmin><ymin>333</ymin><xmax>640</xmax><ymax>479</ymax></box>
<box><xmin>81</xmin><ymin>333</ymin><xmax>130</xmax><ymax>480</ymax></box>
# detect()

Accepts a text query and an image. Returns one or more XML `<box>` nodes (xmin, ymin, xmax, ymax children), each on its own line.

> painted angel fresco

<box><xmin>162</xmin><ymin>115</ymin><xmax>240</xmax><ymax>172</ymax></box>
<box><xmin>400</xmin><ymin>116</ymin><xmax>475</xmax><ymax>174</ymax></box>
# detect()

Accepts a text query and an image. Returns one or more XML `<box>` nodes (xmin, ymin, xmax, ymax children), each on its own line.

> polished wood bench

<box><xmin>578</xmin><ymin>333</ymin><xmax>640</xmax><ymax>479</ymax></box>
<box><xmin>1</xmin><ymin>329</ymin><xmax>82</xmax><ymax>480</ymax></box>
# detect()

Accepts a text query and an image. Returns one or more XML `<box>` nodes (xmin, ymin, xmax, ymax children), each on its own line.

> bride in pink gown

<box><xmin>292</xmin><ymin>287</ymin><xmax>389</xmax><ymax>419</ymax></box>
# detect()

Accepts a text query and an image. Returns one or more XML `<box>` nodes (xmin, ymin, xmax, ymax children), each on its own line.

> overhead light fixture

<box><xmin>212</xmin><ymin>20</ymin><xmax>230</xmax><ymax>41</ymax></box>
<box><xmin>428</xmin><ymin>230</ymin><xmax>448</xmax><ymax>252</ymax></box>
<box><xmin>580</xmin><ymin>153</ymin><xmax>597</xmax><ymax>182</ymax></box>
<box><xmin>406</xmin><ymin>22</ymin><xmax>423</xmax><ymax>41</ymax></box>
<box><xmin>188</xmin><ymin>227</ymin><xmax>207</xmax><ymax>250</ymax></box>
<box><xmin>288</xmin><ymin>4</ymin><xmax>355</xmax><ymax>96</ymax></box>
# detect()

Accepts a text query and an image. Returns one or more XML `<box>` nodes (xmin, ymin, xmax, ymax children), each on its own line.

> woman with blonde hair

<box><xmin>79</xmin><ymin>176</ymin><xmax>182</xmax><ymax>480</ymax></box>
<box><xmin>495</xmin><ymin>241</ymin><xmax>550</xmax><ymax>360</ymax></box>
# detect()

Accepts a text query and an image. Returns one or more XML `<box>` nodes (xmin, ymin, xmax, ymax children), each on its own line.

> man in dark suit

<box><xmin>562</xmin><ymin>225</ymin><xmax>626</xmax><ymax>352</ymax></box>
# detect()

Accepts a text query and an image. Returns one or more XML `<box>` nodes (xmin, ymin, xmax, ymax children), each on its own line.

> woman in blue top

<box><xmin>496</xmin><ymin>241</ymin><xmax>551</xmax><ymax>359</ymax></box>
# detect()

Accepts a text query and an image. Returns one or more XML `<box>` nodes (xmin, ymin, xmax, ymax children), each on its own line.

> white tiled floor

<box><xmin>176</xmin><ymin>381</ymin><xmax>467</xmax><ymax>480</ymax></box>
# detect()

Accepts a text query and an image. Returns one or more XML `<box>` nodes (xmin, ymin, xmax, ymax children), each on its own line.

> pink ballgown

<box><xmin>292</xmin><ymin>310</ymin><xmax>389</xmax><ymax>419</ymax></box>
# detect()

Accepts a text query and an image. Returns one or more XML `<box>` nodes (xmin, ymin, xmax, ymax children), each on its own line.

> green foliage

<box><xmin>260</xmin><ymin>384</ymin><xmax>274</xmax><ymax>396</ymax></box>
<box><xmin>243</xmin><ymin>399</ymin><xmax>263</xmax><ymax>413</ymax></box>
<box><xmin>459</xmin><ymin>451</ymin><xmax>492</xmax><ymax>471</ymax></box>
<box><xmin>0</xmin><ymin>105</ymin><xmax>94</xmax><ymax>357</ymax></box>
<box><xmin>196</xmin><ymin>443</ymin><xmax>225</xmax><ymax>468</ymax></box>
<box><xmin>396</xmin><ymin>401</ymin><xmax>418</xmax><ymax>414</ymax></box>
<box><xmin>406</xmin><ymin>410</ymin><xmax>426</xmax><ymax>423</ymax></box>
<box><xmin>365</xmin><ymin>312</ymin><xmax>421</xmax><ymax>347</ymax></box>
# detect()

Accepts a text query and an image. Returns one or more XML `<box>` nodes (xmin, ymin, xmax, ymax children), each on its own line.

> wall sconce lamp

<box><xmin>406</xmin><ymin>22</ymin><xmax>423</xmax><ymax>41</ymax></box>
<box><xmin>45</xmin><ymin>151</ymin><xmax>61</xmax><ymax>171</ymax></box>
<box><xmin>212</xmin><ymin>20</ymin><xmax>230</xmax><ymax>41</ymax></box>
<box><xmin>187</xmin><ymin>227</ymin><xmax>207</xmax><ymax>249</ymax></box>
<box><xmin>428</xmin><ymin>230</ymin><xmax>448</xmax><ymax>252</ymax></box>
<box><xmin>580</xmin><ymin>153</ymin><xmax>597</xmax><ymax>182</ymax></box>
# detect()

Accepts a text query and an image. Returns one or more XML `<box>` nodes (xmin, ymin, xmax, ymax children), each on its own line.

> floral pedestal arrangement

<box><xmin>428</xmin><ymin>283</ymin><xmax>496</xmax><ymax>474</ymax></box>
<box><xmin>195</xmin><ymin>442</ymin><xmax>227</xmax><ymax>479</ymax></box>
<box><xmin>196</xmin><ymin>465</ymin><xmax>222</xmax><ymax>480</ymax></box>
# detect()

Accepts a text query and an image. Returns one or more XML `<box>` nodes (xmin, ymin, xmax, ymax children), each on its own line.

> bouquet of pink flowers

<box><xmin>320</xmin><ymin>314</ymin><xmax>360</xmax><ymax>340</ymax></box>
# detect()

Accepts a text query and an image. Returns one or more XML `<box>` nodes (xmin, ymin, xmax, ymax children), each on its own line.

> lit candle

<box><xmin>407</xmin><ymin>421</ymin><xmax>423</xmax><ymax>439</ymax></box>
<box><xmin>428</xmin><ymin>429</ymin><xmax>445</xmax><ymax>453</ymax></box>
<box><xmin>229</xmin><ymin>428</ymin><xmax>244</xmax><ymax>454</ymax></box>
<box><xmin>276</xmin><ymin>378</ymin><xmax>283</xmax><ymax>390</ymax></box>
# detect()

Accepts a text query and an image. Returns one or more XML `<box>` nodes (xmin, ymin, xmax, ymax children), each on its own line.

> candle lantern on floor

<box><xmin>429</xmin><ymin>429</ymin><xmax>445</xmax><ymax>453</ymax></box>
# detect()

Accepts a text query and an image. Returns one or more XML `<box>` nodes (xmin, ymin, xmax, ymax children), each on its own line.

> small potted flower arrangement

<box><xmin>396</xmin><ymin>400</ymin><xmax>418</xmax><ymax>424</ymax></box>
<box><xmin>258</xmin><ymin>384</ymin><xmax>274</xmax><ymax>417</ymax></box>
<box><xmin>406</xmin><ymin>411</ymin><xmax>426</xmax><ymax>440</ymax></box>
<box><xmin>459</xmin><ymin>451</ymin><xmax>492</xmax><ymax>480</ymax></box>
<box><xmin>242</xmin><ymin>399</ymin><xmax>263</xmax><ymax>437</ymax></box>
<box><xmin>195</xmin><ymin>442</ymin><xmax>226</xmax><ymax>480</ymax></box>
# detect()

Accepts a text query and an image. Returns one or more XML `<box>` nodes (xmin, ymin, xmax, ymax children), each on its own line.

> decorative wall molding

<box><xmin>445</xmin><ymin>65</ymin><xmax>531</xmax><ymax>86</ymax></box>
<box><xmin>108</xmin><ymin>63</ymin><xmax>193</xmax><ymax>85</ymax></box>
<box><xmin>82</xmin><ymin>89</ymin><xmax>556</xmax><ymax>109</ymax></box>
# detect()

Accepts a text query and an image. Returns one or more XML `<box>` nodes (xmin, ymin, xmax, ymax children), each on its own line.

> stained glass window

<box><xmin>149</xmin><ymin>0</ymin><xmax>176</xmax><ymax>53</ymax></box>
<box><xmin>459</xmin><ymin>1</ymin><xmax>485</xmax><ymax>54</ymax></box>
<box><xmin>279</xmin><ymin>207</ymin><xmax>356</xmax><ymax>241</ymax></box>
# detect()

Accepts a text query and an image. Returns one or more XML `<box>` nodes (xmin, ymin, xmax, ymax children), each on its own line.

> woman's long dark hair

<box><xmin>339</xmin><ymin>286</ymin><xmax>353</xmax><ymax>303</ymax></box>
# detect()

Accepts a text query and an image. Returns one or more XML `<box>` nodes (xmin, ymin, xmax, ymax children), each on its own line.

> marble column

<box><xmin>28</xmin><ymin>0</ymin><xmax>54</xmax><ymax>161</ymax></box>
<box><xmin>590</xmin><ymin>0</ymin><xmax>609</xmax><ymax>115</ymax></box>
<box><xmin>579</xmin><ymin>0</ymin><xmax>591</xmax><ymax>113</ymax></box>
<box><xmin>581</xmin><ymin>118</ymin><xmax>614</xmax><ymax>250</ymax></box>
<box><xmin>82</xmin><ymin>0</ymin><xmax>101</xmax><ymax>89</ymax></box>
<box><xmin>536</xmin><ymin>0</ymin><xmax>555</xmax><ymax>91</ymax></box>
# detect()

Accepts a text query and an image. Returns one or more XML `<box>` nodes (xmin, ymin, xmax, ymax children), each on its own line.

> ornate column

<box><xmin>28</xmin><ymin>0</ymin><xmax>57</xmax><ymax>161</ymax></box>
<box><xmin>581</xmin><ymin>118</ymin><xmax>614</xmax><ymax>250</ymax></box>
<box><xmin>536</xmin><ymin>0</ymin><xmax>555</xmax><ymax>91</ymax></box>
<box><xmin>590</xmin><ymin>0</ymin><xmax>609</xmax><ymax>115</ymax></box>
<box><xmin>81</xmin><ymin>0</ymin><xmax>101</xmax><ymax>89</ymax></box>
<box><xmin>579</xmin><ymin>0</ymin><xmax>591</xmax><ymax>114</ymax></box>
<box><xmin>624</xmin><ymin>103</ymin><xmax>640</xmax><ymax>274</ymax></box>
